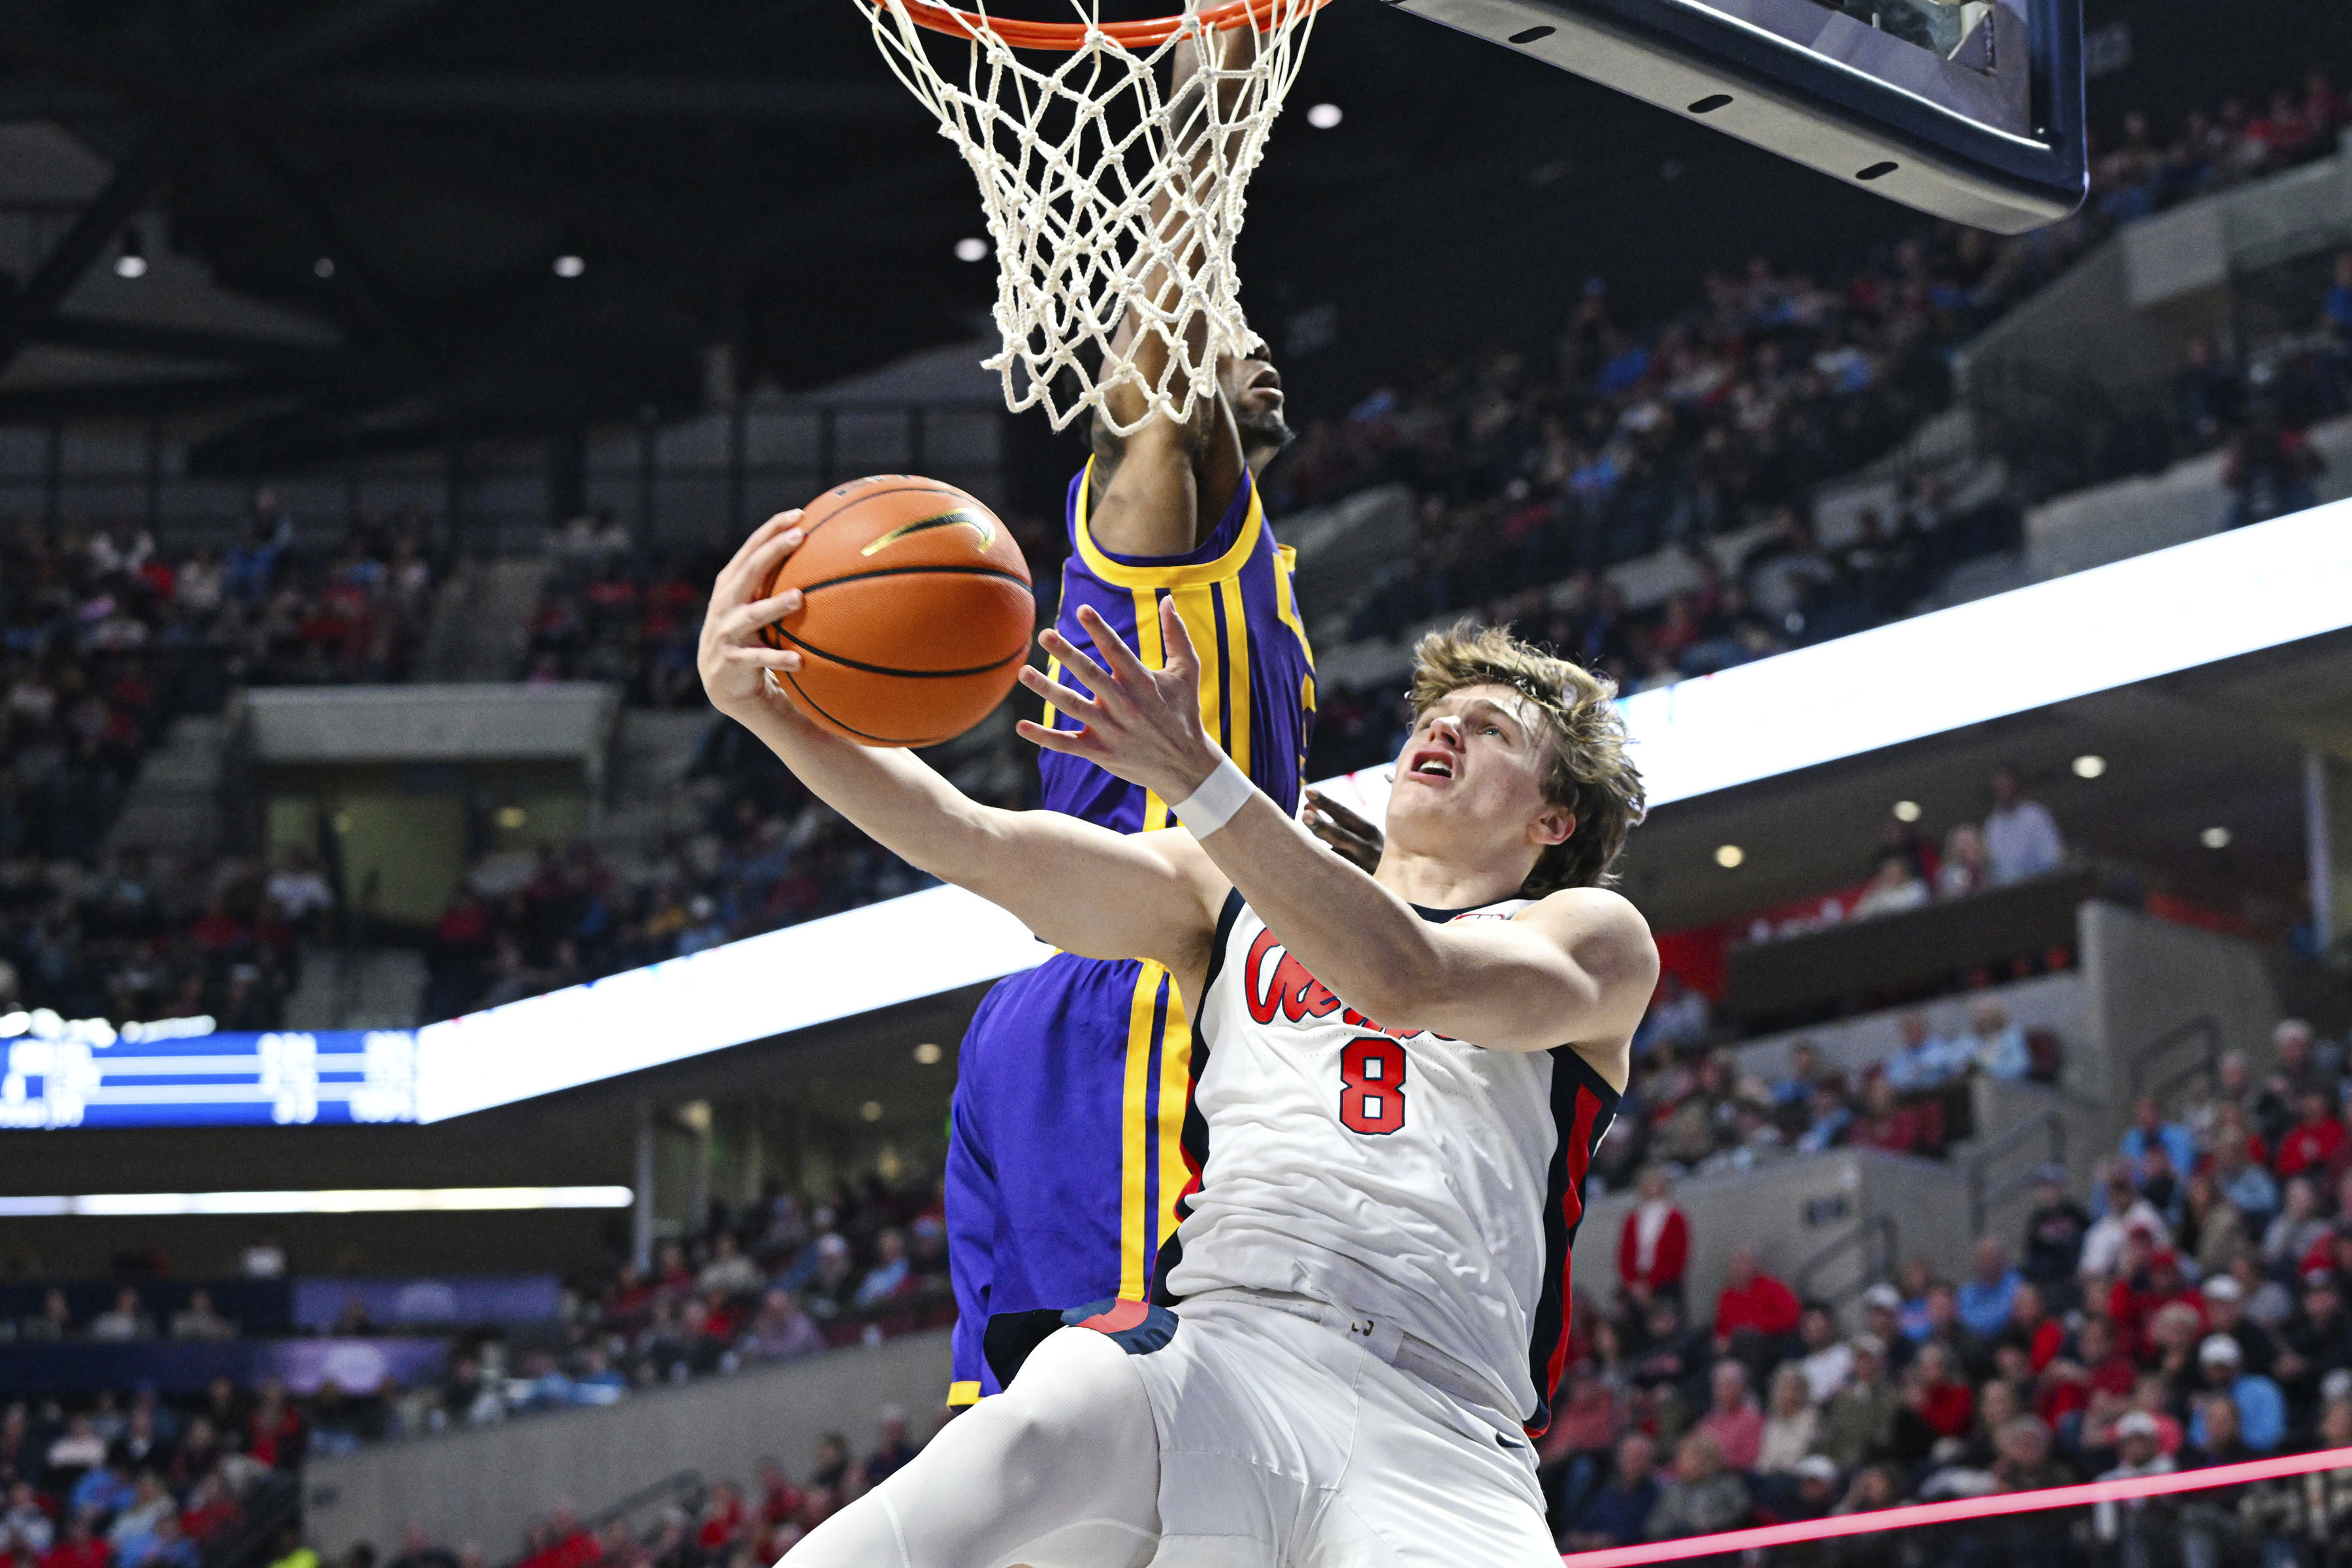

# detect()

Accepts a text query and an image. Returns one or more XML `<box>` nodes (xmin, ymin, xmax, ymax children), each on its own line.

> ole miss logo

<box><xmin>1242</xmin><ymin>928</ymin><xmax>1451</xmax><ymax>1135</ymax></box>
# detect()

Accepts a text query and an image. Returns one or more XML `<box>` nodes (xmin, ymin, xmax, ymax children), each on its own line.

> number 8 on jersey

<box><xmin>1339</xmin><ymin>1037</ymin><xmax>1407</xmax><ymax>1134</ymax></box>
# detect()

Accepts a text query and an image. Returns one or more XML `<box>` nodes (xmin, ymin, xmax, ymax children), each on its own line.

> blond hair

<box><xmin>1407</xmin><ymin>621</ymin><xmax>1645</xmax><ymax>896</ymax></box>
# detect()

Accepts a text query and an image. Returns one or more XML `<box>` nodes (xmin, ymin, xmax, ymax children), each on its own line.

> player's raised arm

<box><xmin>700</xmin><ymin>513</ymin><xmax>1226</xmax><ymax>972</ymax></box>
<box><xmin>1021</xmin><ymin>603</ymin><xmax>1656</xmax><ymax>1069</ymax></box>
<box><xmin>1085</xmin><ymin>24</ymin><xmax>1261</xmax><ymax>555</ymax></box>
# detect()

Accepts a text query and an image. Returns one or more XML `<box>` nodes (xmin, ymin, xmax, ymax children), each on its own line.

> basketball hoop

<box><xmin>861</xmin><ymin>0</ymin><xmax>1329</xmax><ymax>434</ymax></box>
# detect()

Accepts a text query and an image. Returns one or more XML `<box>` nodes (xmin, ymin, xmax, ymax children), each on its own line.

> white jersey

<box><xmin>1158</xmin><ymin>892</ymin><xmax>1622</xmax><ymax>1433</ymax></box>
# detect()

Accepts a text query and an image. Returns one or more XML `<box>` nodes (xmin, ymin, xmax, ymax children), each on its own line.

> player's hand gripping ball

<box><xmin>753</xmin><ymin>476</ymin><xmax>1034</xmax><ymax>747</ymax></box>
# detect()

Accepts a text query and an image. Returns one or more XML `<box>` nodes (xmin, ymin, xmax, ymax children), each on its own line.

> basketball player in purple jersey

<box><xmin>938</xmin><ymin>25</ymin><xmax>1325</xmax><ymax>1406</ymax></box>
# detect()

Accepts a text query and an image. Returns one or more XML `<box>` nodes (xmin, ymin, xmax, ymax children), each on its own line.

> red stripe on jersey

<box><xmin>1540</xmin><ymin>1085</ymin><xmax>1605</xmax><ymax>1424</ymax></box>
<box><xmin>1077</xmin><ymin>1299</ymin><xmax>1151</xmax><ymax>1333</ymax></box>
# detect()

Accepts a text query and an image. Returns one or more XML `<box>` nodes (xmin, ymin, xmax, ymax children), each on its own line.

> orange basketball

<box><xmin>757</xmin><ymin>474</ymin><xmax>1034</xmax><ymax>747</ymax></box>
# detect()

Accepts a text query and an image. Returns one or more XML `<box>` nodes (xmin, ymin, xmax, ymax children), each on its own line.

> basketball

<box><xmin>757</xmin><ymin>474</ymin><xmax>1034</xmax><ymax>747</ymax></box>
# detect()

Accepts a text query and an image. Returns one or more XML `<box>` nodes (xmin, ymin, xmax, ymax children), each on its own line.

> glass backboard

<box><xmin>1381</xmin><ymin>0</ymin><xmax>2086</xmax><ymax>232</ymax></box>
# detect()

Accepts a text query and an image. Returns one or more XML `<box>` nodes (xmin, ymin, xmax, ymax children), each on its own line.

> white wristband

<box><xmin>1169</xmin><ymin>755</ymin><xmax>1254</xmax><ymax>838</ymax></box>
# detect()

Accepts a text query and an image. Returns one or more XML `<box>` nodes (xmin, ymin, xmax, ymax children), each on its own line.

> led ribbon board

<box><xmin>2</xmin><ymin>1029</ymin><xmax>420</xmax><ymax>1128</ymax></box>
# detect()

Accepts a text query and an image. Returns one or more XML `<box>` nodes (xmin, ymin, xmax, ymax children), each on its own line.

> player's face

<box><xmin>1220</xmin><ymin>353</ymin><xmax>1292</xmax><ymax>471</ymax></box>
<box><xmin>1384</xmin><ymin>684</ymin><xmax>1571</xmax><ymax>874</ymax></box>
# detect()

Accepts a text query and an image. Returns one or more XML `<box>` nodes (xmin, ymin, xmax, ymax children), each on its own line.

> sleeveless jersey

<box><xmin>942</xmin><ymin>461</ymin><xmax>1316</xmax><ymax>1405</ymax></box>
<box><xmin>1039</xmin><ymin>460</ymin><xmax>1317</xmax><ymax>830</ymax></box>
<box><xmin>1156</xmin><ymin>893</ymin><xmax>1622</xmax><ymax>1435</ymax></box>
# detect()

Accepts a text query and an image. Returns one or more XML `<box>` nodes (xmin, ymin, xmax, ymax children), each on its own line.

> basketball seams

<box><xmin>770</xmin><ymin>621</ymin><xmax>1030</xmax><ymax>681</ymax></box>
<box><xmin>783</xmin><ymin>667</ymin><xmax>953</xmax><ymax>749</ymax></box>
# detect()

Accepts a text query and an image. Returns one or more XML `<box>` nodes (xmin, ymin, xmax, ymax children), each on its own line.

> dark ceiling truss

<box><xmin>0</xmin><ymin>0</ymin><xmax>968</xmax><ymax>468</ymax></box>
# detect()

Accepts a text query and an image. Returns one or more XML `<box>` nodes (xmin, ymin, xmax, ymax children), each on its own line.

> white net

<box><xmin>863</xmin><ymin>0</ymin><xmax>1324</xmax><ymax>434</ymax></box>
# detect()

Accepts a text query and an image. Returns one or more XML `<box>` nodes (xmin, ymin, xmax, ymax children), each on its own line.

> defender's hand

<box><xmin>1016</xmin><ymin>599</ymin><xmax>1223</xmax><ymax>803</ymax></box>
<box><xmin>1303</xmin><ymin>789</ymin><xmax>1383</xmax><ymax>873</ymax></box>
<box><xmin>699</xmin><ymin>512</ymin><xmax>811</xmax><ymax>719</ymax></box>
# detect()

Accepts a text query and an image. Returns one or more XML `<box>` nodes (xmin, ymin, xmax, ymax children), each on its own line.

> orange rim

<box><xmin>874</xmin><ymin>0</ymin><xmax>1327</xmax><ymax>52</ymax></box>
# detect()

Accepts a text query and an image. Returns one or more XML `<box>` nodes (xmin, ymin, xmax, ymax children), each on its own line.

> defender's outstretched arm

<box><xmin>1086</xmin><ymin>24</ymin><xmax>1258</xmax><ymax>555</ymax></box>
<box><xmin>700</xmin><ymin>514</ymin><xmax>1226</xmax><ymax>973</ymax></box>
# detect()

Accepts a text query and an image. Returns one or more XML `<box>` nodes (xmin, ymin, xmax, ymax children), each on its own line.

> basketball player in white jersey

<box><xmin>701</xmin><ymin>514</ymin><xmax>1654</xmax><ymax>1565</ymax></box>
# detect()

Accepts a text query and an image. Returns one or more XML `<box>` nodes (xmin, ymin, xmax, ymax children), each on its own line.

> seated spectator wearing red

<box><xmin>2274</xmin><ymin>1090</ymin><xmax>2347</xmax><ymax>1181</ymax></box>
<box><xmin>515</xmin><ymin>1505</ymin><xmax>599</xmax><ymax>1568</ymax></box>
<box><xmin>695</xmin><ymin>1480</ymin><xmax>746</xmax><ymax>1552</ymax></box>
<box><xmin>244</xmin><ymin>1381</ymin><xmax>305</xmax><ymax>1471</ymax></box>
<box><xmin>1714</xmin><ymin>1245</ymin><xmax>1803</xmax><ymax>1388</ymax></box>
<box><xmin>2108</xmin><ymin>1242</ymin><xmax>2204</xmax><ymax>1364</ymax></box>
<box><xmin>1906</xmin><ymin>1343</ymin><xmax>1975</xmax><ymax>1440</ymax></box>
<box><xmin>1616</xmin><ymin>1166</ymin><xmax>1690</xmax><ymax>1309</ymax></box>
<box><xmin>1849</xmin><ymin>1075</ymin><xmax>1938</xmax><ymax>1156</ymax></box>
<box><xmin>39</xmin><ymin>1516</ymin><xmax>108</xmax><ymax>1568</ymax></box>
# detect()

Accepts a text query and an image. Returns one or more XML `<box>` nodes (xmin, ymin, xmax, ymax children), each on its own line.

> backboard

<box><xmin>1381</xmin><ymin>0</ymin><xmax>2085</xmax><ymax>233</ymax></box>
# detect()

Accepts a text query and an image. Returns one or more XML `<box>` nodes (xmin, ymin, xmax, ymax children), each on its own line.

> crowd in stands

<box><xmin>519</xmin><ymin>519</ymin><xmax>719</xmax><ymax>708</ymax></box>
<box><xmin>1299</xmin><ymin>63</ymin><xmax>2350</xmax><ymax>781</ymax></box>
<box><xmin>0</xmin><ymin>1379</ymin><xmax>301</xmax><ymax>1568</ymax></box>
<box><xmin>0</xmin><ymin>496</ymin><xmax>438</xmax><ymax>1026</ymax></box>
<box><xmin>0</xmin><ymin>1163</ymin><xmax>955</xmax><ymax>1568</ymax></box>
<box><xmin>1546</xmin><ymin>1015</ymin><xmax>2352</xmax><ymax>1562</ymax></box>
<box><xmin>314</xmin><ymin>1405</ymin><xmax>942</xmax><ymax>1568</ymax></box>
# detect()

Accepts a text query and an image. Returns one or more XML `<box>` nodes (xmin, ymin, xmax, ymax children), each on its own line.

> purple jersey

<box><xmin>944</xmin><ymin>460</ymin><xmax>1315</xmax><ymax>1403</ymax></box>
<box><xmin>1037</xmin><ymin>459</ymin><xmax>1317</xmax><ymax>829</ymax></box>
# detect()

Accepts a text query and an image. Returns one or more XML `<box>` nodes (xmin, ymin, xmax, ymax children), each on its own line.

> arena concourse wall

<box><xmin>302</xmin><ymin>1330</ymin><xmax>953</xmax><ymax>1561</ymax></box>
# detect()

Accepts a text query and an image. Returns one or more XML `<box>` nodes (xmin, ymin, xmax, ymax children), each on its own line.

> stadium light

<box><xmin>913</xmin><ymin>1042</ymin><xmax>943</xmax><ymax>1065</ymax></box>
<box><xmin>860</xmin><ymin>1101</ymin><xmax>884</xmax><ymax>1122</ymax></box>
<box><xmin>553</xmin><ymin>253</ymin><xmax>586</xmax><ymax>278</ymax></box>
<box><xmin>955</xmin><ymin>237</ymin><xmax>990</xmax><ymax>263</ymax></box>
<box><xmin>2201</xmin><ymin>826</ymin><xmax>2232</xmax><ymax>849</ymax></box>
<box><xmin>113</xmin><ymin>233</ymin><xmax>147</xmax><ymax>280</ymax></box>
<box><xmin>2072</xmin><ymin>754</ymin><xmax>2107</xmax><ymax>778</ymax></box>
<box><xmin>314</xmin><ymin>257</ymin><xmax>335</xmax><ymax>278</ymax></box>
<box><xmin>1305</xmin><ymin>103</ymin><xmax>1343</xmax><ymax>129</ymax></box>
<box><xmin>1714</xmin><ymin>844</ymin><xmax>1744</xmax><ymax>869</ymax></box>
<box><xmin>0</xmin><ymin>1187</ymin><xmax>632</xmax><ymax>1217</ymax></box>
<box><xmin>1892</xmin><ymin>800</ymin><xmax>1921</xmax><ymax>822</ymax></box>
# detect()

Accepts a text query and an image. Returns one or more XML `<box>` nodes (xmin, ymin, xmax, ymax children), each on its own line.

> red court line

<box><xmin>1558</xmin><ymin>1443</ymin><xmax>2352</xmax><ymax>1567</ymax></box>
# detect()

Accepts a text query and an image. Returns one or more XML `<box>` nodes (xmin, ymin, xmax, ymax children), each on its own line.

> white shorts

<box><xmin>1130</xmin><ymin>1294</ymin><xmax>1559</xmax><ymax>1568</ymax></box>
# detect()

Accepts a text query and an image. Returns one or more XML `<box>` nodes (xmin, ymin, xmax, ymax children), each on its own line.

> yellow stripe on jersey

<box><xmin>1154</xmin><ymin>981</ymin><xmax>1194</xmax><ymax>1256</ymax></box>
<box><xmin>1072</xmin><ymin>459</ymin><xmax>1267</xmax><ymax>590</ymax></box>
<box><xmin>1132</xmin><ymin>588</ymin><xmax>1171</xmax><ymax>832</ymax></box>
<box><xmin>946</xmin><ymin>1380</ymin><xmax>981</xmax><ymax>1407</ymax></box>
<box><xmin>1216</xmin><ymin>574</ymin><xmax>1252</xmax><ymax>781</ymax></box>
<box><xmin>1169</xmin><ymin>583</ymin><xmax>1224</xmax><ymax>766</ymax></box>
<box><xmin>1273</xmin><ymin>543</ymin><xmax>1315</xmax><ymax>670</ymax></box>
<box><xmin>1117</xmin><ymin>963</ymin><xmax>1166</xmax><ymax>1301</ymax></box>
<box><xmin>1039</xmin><ymin>654</ymin><xmax>1063</xmax><ymax>734</ymax></box>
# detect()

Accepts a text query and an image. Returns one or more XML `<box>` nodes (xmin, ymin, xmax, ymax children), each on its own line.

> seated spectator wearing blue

<box><xmin>1641</xmin><ymin>971</ymin><xmax>1712</xmax><ymax>1055</ymax></box>
<box><xmin>1956</xmin><ymin>1237</ymin><xmax>2025</xmax><ymax>1341</ymax></box>
<box><xmin>2188</xmin><ymin>1334</ymin><xmax>2287</xmax><ymax>1452</ymax></box>
<box><xmin>1963</xmin><ymin>1001</ymin><xmax>2033</xmax><ymax>1081</ymax></box>
<box><xmin>1982</xmin><ymin>767</ymin><xmax>2065</xmax><ymax>885</ymax></box>
<box><xmin>1795</xmin><ymin>1084</ymin><xmax>1854</xmax><ymax>1154</ymax></box>
<box><xmin>1769</xmin><ymin>1040</ymin><xmax>1830</xmax><ymax>1108</ymax></box>
<box><xmin>2326</xmin><ymin>251</ymin><xmax>2352</xmax><ymax>344</ymax></box>
<box><xmin>2211</xmin><ymin>1134</ymin><xmax>2280</xmax><ymax>1231</ymax></box>
<box><xmin>1558</xmin><ymin>1431</ymin><xmax>1661</xmax><ymax>1553</ymax></box>
<box><xmin>2120</xmin><ymin>1095</ymin><xmax>2199</xmax><ymax>1189</ymax></box>
<box><xmin>1884</xmin><ymin>1011</ymin><xmax>1972</xmax><ymax>1092</ymax></box>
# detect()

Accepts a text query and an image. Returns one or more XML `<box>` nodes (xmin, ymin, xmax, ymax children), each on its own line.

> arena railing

<box><xmin>1791</xmin><ymin>1212</ymin><xmax>1899</xmax><ymax>1311</ymax></box>
<box><xmin>1964</xmin><ymin>1106</ymin><xmax>2068</xmax><ymax>1235</ymax></box>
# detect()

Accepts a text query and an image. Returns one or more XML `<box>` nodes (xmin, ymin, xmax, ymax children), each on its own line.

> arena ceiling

<box><xmin>0</xmin><ymin>0</ymin><xmax>2336</xmax><ymax>475</ymax></box>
